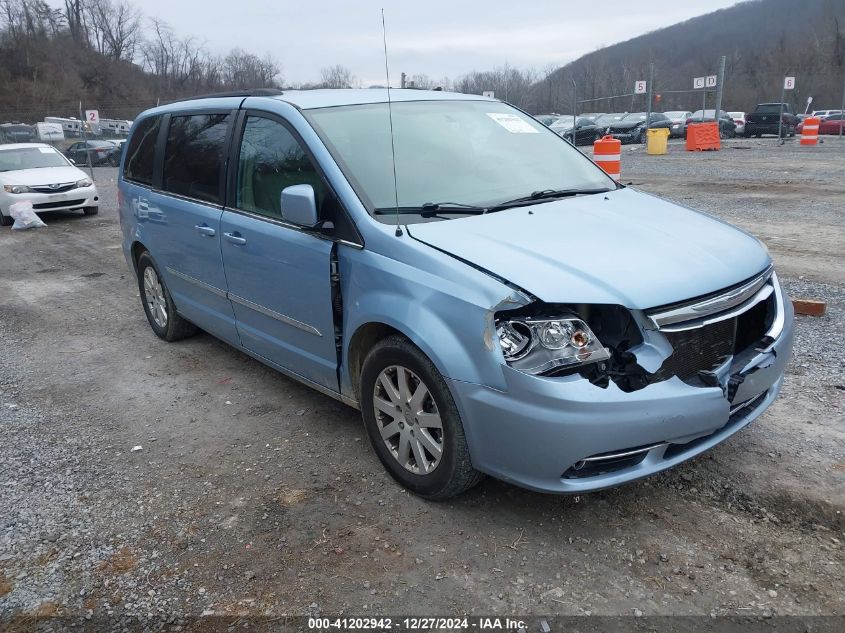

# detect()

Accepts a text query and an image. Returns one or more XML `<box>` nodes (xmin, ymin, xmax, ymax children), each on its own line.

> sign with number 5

<box><xmin>85</xmin><ymin>110</ymin><xmax>100</xmax><ymax>123</ymax></box>
<box><xmin>634</xmin><ymin>80</ymin><xmax>647</xmax><ymax>95</ymax></box>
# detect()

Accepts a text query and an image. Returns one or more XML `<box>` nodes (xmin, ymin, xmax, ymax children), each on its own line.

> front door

<box><xmin>220</xmin><ymin>114</ymin><xmax>338</xmax><ymax>391</ymax></box>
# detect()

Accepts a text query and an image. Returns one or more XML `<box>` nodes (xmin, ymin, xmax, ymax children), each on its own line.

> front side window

<box><xmin>124</xmin><ymin>116</ymin><xmax>160</xmax><ymax>185</ymax></box>
<box><xmin>236</xmin><ymin>116</ymin><xmax>325</xmax><ymax>219</ymax></box>
<box><xmin>163</xmin><ymin>113</ymin><xmax>231</xmax><ymax>203</ymax></box>
<box><xmin>305</xmin><ymin>100</ymin><xmax>613</xmax><ymax>223</ymax></box>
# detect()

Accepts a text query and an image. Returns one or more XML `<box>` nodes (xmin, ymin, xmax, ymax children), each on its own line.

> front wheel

<box><xmin>360</xmin><ymin>335</ymin><xmax>483</xmax><ymax>499</ymax></box>
<box><xmin>136</xmin><ymin>252</ymin><xmax>197</xmax><ymax>341</ymax></box>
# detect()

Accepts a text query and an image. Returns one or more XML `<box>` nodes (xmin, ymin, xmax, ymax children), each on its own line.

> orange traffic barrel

<box><xmin>800</xmin><ymin>117</ymin><xmax>820</xmax><ymax>146</ymax></box>
<box><xmin>594</xmin><ymin>135</ymin><xmax>621</xmax><ymax>179</ymax></box>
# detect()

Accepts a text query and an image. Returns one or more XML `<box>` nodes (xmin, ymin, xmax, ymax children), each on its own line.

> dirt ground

<box><xmin>0</xmin><ymin>137</ymin><xmax>843</xmax><ymax>625</ymax></box>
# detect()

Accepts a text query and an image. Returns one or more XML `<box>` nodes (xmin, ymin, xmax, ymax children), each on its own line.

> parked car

<box><xmin>686</xmin><ymin>110</ymin><xmax>737</xmax><ymax>138</ymax></box>
<box><xmin>0</xmin><ymin>122</ymin><xmax>37</xmax><ymax>144</ymax></box>
<box><xmin>0</xmin><ymin>143</ymin><xmax>98</xmax><ymax>225</ymax></box>
<box><xmin>662</xmin><ymin>111</ymin><xmax>692</xmax><ymax>138</ymax></box>
<box><xmin>119</xmin><ymin>89</ymin><xmax>793</xmax><ymax>499</ymax></box>
<box><xmin>606</xmin><ymin>112</ymin><xmax>672</xmax><ymax>144</ymax></box>
<box><xmin>64</xmin><ymin>140</ymin><xmax>121</xmax><ymax>166</ymax></box>
<box><xmin>810</xmin><ymin>109</ymin><xmax>842</xmax><ymax>119</ymax></box>
<box><xmin>797</xmin><ymin>113</ymin><xmax>845</xmax><ymax>135</ymax></box>
<box><xmin>744</xmin><ymin>103</ymin><xmax>797</xmax><ymax>138</ymax></box>
<box><xmin>549</xmin><ymin>116</ymin><xmax>604</xmax><ymax>146</ymax></box>
<box><xmin>727</xmin><ymin>111</ymin><xmax>746</xmax><ymax>136</ymax></box>
<box><xmin>534</xmin><ymin>114</ymin><xmax>561</xmax><ymax>127</ymax></box>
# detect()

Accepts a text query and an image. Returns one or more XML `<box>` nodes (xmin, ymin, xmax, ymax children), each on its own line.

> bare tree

<box><xmin>319</xmin><ymin>64</ymin><xmax>354</xmax><ymax>88</ymax></box>
<box><xmin>223</xmin><ymin>48</ymin><xmax>280</xmax><ymax>88</ymax></box>
<box><xmin>86</xmin><ymin>0</ymin><xmax>140</xmax><ymax>61</ymax></box>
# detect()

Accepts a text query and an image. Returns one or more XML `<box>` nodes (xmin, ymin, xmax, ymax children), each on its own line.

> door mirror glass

<box><xmin>281</xmin><ymin>184</ymin><xmax>319</xmax><ymax>227</ymax></box>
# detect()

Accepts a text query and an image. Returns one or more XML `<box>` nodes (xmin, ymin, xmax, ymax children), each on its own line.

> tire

<box><xmin>136</xmin><ymin>251</ymin><xmax>197</xmax><ymax>341</ymax></box>
<box><xmin>359</xmin><ymin>335</ymin><xmax>484</xmax><ymax>500</ymax></box>
<box><xmin>83</xmin><ymin>206</ymin><xmax>98</xmax><ymax>216</ymax></box>
<box><xmin>0</xmin><ymin>211</ymin><xmax>12</xmax><ymax>226</ymax></box>
<box><xmin>109</xmin><ymin>155</ymin><xmax>119</xmax><ymax>167</ymax></box>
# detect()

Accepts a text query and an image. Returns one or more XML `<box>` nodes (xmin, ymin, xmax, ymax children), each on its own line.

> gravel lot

<box><xmin>1</xmin><ymin>137</ymin><xmax>843</xmax><ymax>627</ymax></box>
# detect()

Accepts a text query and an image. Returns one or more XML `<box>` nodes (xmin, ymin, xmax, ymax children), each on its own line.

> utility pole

<box><xmin>777</xmin><ymin>76</ymin><xmax>786</xmax><ymax>144</ymax></box>
<box><xmin>713</xmin><ymin>55</ymin><xmax>726</xmax><ymax>120</ymax></box>
<box><xmin>78</xmin><ymin>101</ymin><xmax>94</xmax><ymax>180</ymax></box>
<box><xmin>645</xmin><ymin>62</ymin><xmax>654</xmax><ymax>132</ymax></box>
<box><xmin>840</xmin><ymin>77</ymin><xmax>845</xmax><ymax>140</ymax></box>
<box><xmin>571</xmin><ymin>78</ymin><xmax>577</xmax><ymax>119</ymax></box>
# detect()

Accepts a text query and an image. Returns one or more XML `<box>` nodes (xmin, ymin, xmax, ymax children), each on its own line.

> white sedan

<box><xmin>0</xmin><ymin>143</ymin><xmax>99</xmax><ymax>226</ymax></box>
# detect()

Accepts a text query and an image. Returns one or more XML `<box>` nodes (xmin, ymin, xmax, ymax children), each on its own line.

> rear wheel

<box><xmin>360</xmin><ymin>335</ymin><xmax>483</xmax><ymax>499</ymax></box>
<box><xmin>136</xmin><ymin>252</ymin><xmax>197</xmax><ymax>341</ymax></box>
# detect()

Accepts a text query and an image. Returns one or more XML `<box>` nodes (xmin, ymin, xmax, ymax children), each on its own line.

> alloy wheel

<box><xmin>143</xmin><ymin>266</ymin><xmax>168</xmax><ymax>328</ymax></box>
<box><xmin>372</xmin><ymin>365</ymin><xmax>444</xmax><ymax>475</ymax></box>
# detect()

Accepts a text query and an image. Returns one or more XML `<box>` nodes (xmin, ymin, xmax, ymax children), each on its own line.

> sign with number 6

<box><xmin>784</xmin><ymin>77</ymin><xmax>795</xmax><ymax>90</ymax></box>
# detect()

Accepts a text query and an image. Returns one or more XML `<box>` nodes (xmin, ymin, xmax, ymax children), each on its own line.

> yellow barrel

<box><xmin>646</xmin><ymin>128</ymin><xmax>670</xmax><ymax>155</ymax></box>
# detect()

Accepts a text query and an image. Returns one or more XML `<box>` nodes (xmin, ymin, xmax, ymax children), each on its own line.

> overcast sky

<box><xmin>88</xmin><ymin>0</ymin><xmax>740</xmax><ymax>86</ymax></box>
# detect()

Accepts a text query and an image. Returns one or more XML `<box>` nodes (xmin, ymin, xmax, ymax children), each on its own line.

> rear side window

<box><xmin>123</xmin><ymin>116</ymin><xmax>160</xmax><ymax>185</ymax></box>
<box><xmin>163</xmin><ymin>113</ymin><xmax>231</xmax><ymax>204</ymax></box>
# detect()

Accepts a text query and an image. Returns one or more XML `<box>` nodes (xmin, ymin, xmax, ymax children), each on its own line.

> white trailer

<box><xmin>44</xmin><ymin>116</ymin><xmax>84</xmax><ymax>138</ymax></box>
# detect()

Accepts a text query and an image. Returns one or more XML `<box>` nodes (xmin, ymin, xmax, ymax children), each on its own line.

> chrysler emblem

<box><xmin>49</xmin><ymin>183</ymin><xmax>61</xmax><ymax>189</ymax></box>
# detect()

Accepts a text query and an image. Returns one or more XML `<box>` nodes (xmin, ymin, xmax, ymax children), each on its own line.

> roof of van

<box><xmin>159</xmin><ymin>89</ymin><xmax>495</xmax><ymax>112</ymax></box>
<box><xmin>273</xmin><ymin>89</ymin><xmax>494</xmax><ymax>109</ymax></box>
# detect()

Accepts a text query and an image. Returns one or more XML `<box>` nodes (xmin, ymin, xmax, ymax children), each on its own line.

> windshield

<box><xmin>549</xmin><ymin>115</ymin><xmax>575</xmax><ymax>130</ymax></box>
<box><xmin>622</xmin><ymin>113</ymin><xmax>647</xmax><ymax>122</ymax></box>
<box><xmin>305</xmin><ymin>100</ymin><xmax>614</xmax><ymax>222</ymax></box>
<box><xmin>595</xmin><ymin>114</ymin><xmax>625</xmax><ymax>125</ymax></box>
<box><xmin>0</xmin><ymin>146</ymin><xmax>70</xmax><ymax>171</ymax></box>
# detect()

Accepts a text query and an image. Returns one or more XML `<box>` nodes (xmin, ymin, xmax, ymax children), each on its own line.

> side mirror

<box><xmin>280</xmin><ymin>184</ymin><xmax>319</xmax><ymax>228</ymax></box>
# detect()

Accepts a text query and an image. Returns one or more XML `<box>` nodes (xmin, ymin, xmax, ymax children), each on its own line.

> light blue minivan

<box><xmin>118</xmin><ymin>89</ymin><xmax>794</xmax><ymax>499</ymax></box>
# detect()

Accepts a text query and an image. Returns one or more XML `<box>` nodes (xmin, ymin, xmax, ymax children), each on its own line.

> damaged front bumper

<box><xmin>451</xmin><ymin>272</ymin><xmax>795</xmax><ymax>494</ymax></box>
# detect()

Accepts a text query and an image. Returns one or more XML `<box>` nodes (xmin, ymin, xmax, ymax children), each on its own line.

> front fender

<box><xmin>339</xmin><ymin>244</ymin><xmax>528</xmax><ymax>398</ymax></box>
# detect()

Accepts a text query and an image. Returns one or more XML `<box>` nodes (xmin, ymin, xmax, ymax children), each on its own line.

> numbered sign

<box><xmin>634</xmin><ymin>80</ymin><xmax>647</xmax><ymax>95</ymax></box>
<box><xmin>706</xmin><ymin>75</ymin><xmax>717</xmax><ymax>88</ymax></box>
<box><xmin>693</xmin><ymin>77</ymin><xmax>705</xmax><ymax>89</ymax></box>
<box><xmin>85</xmin><ymin>110</ymin><xmax>100</xmax><ymax>124</ymax></box>
<box><xmin>783</xmin><ymin>76</ymin><xmax>795</xmax><ymax>90</ymax></box>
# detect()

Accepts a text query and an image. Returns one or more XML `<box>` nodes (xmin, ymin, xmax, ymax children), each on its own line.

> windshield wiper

<box><xmin>373</xmin><ymin>202</ymin><xmax>486</xmax><ymax>216</ymax></box>
<box><xmin>486</xmin><ymin>187</ymin><xmax>615</xmax><ymax>212</ymax></box>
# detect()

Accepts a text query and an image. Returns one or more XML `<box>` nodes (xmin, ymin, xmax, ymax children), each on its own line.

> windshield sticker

<box><xmin>38</xmin><ymin>147</ymin><xmax>54</xmax><ymax>153</ymax></box>
<box><xmin>486</xmin><ymin>113</ymin><xmax>539</xmax><ymax>133</ymax></box>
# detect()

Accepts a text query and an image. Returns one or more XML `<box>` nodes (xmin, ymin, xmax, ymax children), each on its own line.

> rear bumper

<box><xmin>745</xmin><ymin>122</ymin><xmax>784</xmax><ymax>135</ymax></box>
<box><xmin>450</xmin><ymin>298</ymin><xmax>794</xmax><ymax>494</ymax></box>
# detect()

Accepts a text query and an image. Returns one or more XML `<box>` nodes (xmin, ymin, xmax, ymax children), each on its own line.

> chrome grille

<box><xmin>30</xmin><ymin>182</ymin><xmax>77</xmax><ymax>194</ymax></box>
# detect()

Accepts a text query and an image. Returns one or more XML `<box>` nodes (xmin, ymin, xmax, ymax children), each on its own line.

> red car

<box><xmin>797</xmin><ymin>114</ymin><xmax>845</xmax><ymax>135</ymax></box>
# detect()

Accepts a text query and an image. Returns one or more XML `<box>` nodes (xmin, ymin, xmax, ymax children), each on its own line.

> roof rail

<box><xmin>175</xmin><ymin>88</ymin><xmax>284</xmax><ymax>102</ymax></box>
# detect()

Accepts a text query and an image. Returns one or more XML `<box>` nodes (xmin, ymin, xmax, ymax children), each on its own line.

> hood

<box><xmin>406</xmin><ymin>187</ymin><xmax>771</xmax><ymax>309</ymax></box>
<box><xmin>0</xmin><ymin>165</ymin><xmax>87</xmax><ymax>186</ymax></box>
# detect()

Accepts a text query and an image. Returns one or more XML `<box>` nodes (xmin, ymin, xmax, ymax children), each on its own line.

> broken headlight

<box><xmin>496</xmin><ymin>316</ymin><xmax>610</xmax><ymax>375</ymax></box>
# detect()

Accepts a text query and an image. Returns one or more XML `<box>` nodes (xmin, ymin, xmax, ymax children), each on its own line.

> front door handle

<box><xmin>195</xmin><ymin>224</ymin><xmax>216</xmax><ymax>237</ymax></box>
<box><xmin>223</xmin><ymin>232</ymin><xmax>247</xmax><ymax>246</ymax></box>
